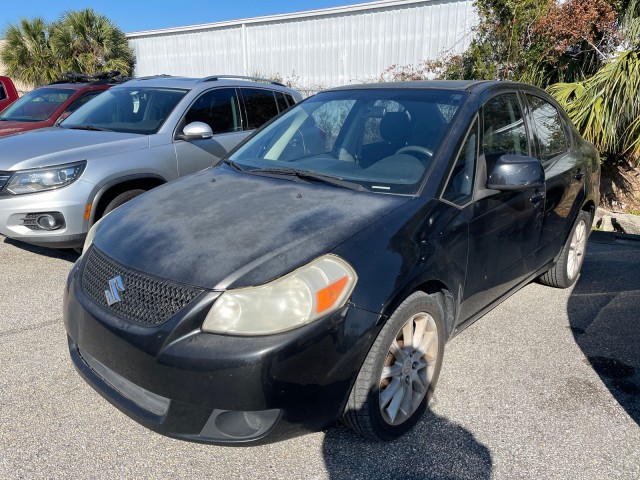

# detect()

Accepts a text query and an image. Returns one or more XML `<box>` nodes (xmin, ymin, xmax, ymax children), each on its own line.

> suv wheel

<box><xmin>103</xmin><ymin>189</ymin><xmax>146</xmax><ymax>216</ymax></box>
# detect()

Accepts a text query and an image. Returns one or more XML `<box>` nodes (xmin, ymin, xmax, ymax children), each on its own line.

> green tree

<box><xmin>0</xmin><ymin>18</ymin><xmax>58</xmax><ymax>86</ymax></box>
<box><xmin>548</xmin><ymin>1</ymin><xmax>640</xmax><ymax>166</ymax></box>
<box><xmin>0</xmin><ymin>9</ymin><xmax>134</xmax><ymax>87</ymax></box>
<box><xmin>50</xmin><ymin>9</ymin><xmax>134</xmax><ymax>76</ymax></box>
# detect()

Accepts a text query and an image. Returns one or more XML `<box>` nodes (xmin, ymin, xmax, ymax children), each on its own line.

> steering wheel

<box><xmin>395</xmin><ymin>145</ymin><xmax>434</xmax><ymax>158</ymax></box>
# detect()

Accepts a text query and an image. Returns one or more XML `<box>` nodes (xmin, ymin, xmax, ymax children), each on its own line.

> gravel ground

<box><xmin>0</xmin><ymin>236</ymin><xmax>638</xmax><ymax>479</ymax></box>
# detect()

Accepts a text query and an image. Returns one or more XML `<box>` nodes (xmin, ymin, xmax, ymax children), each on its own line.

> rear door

<box><xmin>524</xmin><ymin>93</ymin><xmax>586</xmax><ymax>269</ymax></box>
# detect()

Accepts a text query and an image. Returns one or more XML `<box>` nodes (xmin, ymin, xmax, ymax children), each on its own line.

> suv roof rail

<box><xmin>134</xmin><ymin>74</ymin><xmax>175</xmax><ymax>81</ymax></box>
<box><xmin>49</xmin><ymin>70</ymin><xmax>131</xmax><ymax>85</ymax></box>
<box><xmin>200</xmin><ymin>75</ymin><xmax>286</xmax><ymax>87</ymax></box>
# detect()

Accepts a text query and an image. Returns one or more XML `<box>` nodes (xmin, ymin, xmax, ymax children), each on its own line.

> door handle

<box><xmin>573</xmin><ymin>170</ymin><xmax>585</xmax><ymax>180</ymax></box>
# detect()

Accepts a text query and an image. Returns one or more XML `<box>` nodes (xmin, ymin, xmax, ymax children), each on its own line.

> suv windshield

<box><xmin>229</xmin><ymin>89</ymin><xmax>466</xmax><ymax>195</ymax></box>
<box><xmin>61</xmin><ymin>87</ymin><xmax>188</xmax><ymax>135</ymax></box>
<box><xmin>0</xmin><ymin>88</ymin><xmax>75</xmax><ymax>122</ymax></box>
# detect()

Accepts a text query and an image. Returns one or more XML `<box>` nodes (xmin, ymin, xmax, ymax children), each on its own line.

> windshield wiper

<box><xmin>66</xmin><ymin>124</ymin><xmax>112</xmax><ymax>132</ymax></box>
<box><xmin>247</xmin><ymin>167</ymin><xmax>367</xmax><ymax>191</ymax></box>
<box><xmin>222</xmin><ymin>159</ymin><xmax>245</xmax><ymax>172</ymax></box>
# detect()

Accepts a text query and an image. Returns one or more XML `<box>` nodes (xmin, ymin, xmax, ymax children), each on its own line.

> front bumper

<box><xmin>64</xmin><ymin>254</ymin><xmax>381</xmax><ymax>445</ymax></box>
<box><xmin>0</xmin><ymin>180</ymin><xmax>94</xmax><ymax>248</ymax></box>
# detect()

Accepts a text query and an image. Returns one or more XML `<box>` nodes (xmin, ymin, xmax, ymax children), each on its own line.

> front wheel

<box><xmin>538</xmin><ymin>210</ymin><xmax>591</xmax><ymax>288</ymax></box>
<box><xmin>102</xmin><ymin>189</ymin><xmax>146</xmax><ymax>216</ymax></box>
<box><xmin>342</xmin><ymin>291</ymin><xmax>445</xmax><ymax>440</ymax></box>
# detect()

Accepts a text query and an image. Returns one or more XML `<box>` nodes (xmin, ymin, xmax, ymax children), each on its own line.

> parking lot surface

<box><xmin>1</xmin><ymin>235</ymin><xmax>638</xmax><ymax>479</ymax></box>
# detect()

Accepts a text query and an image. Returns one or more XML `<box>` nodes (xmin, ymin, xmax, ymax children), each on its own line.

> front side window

<box><xmin>0</xmin><ymin>88</ymin><xmax>75</xmax><ymax>122</ymax></box>
<box><xmin>61</xmin><ymin>87</ymin><xmax>188</xmax><ymax>135</ymax></box>
<box><xmin>242</xmin><ymin>88</ymin><xmax>279</xmax><ymax>129</ymax></box>
<box><xmin>482</xmin><ymin>93</ymin><xmax>529</xmax><ymax>172</ymax></box>
<box><xmin>229</xmin><ymin>89</ymin><xmax>466</xmax><ymax>195</ymax></box>
<box><xmin>185</xmin><ymin>88</ymin><xmax>241</xmax><ymax>134</ymax></box>
<box><xmin>442</xmin><ymin>118</ymin><xmax>478</xmax><ymax>206</ymax></box>
<box><xmin>526</xmin><ymin>94</ymin><xmax>568</xmax><ymax>162</ymax></box>
<box><xmin>0</xmin><ymin>85</ymin><xmax>6</xmax><ymax>101</ymax></box>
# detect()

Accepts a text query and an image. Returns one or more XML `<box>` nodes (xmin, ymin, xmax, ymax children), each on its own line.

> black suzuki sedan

<box><xmin>64</xmin><ymin>81</ymin><xmax>599</xmax><ymax>444</ymax></box>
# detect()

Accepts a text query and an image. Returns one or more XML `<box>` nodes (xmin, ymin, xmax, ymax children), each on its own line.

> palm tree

<box><xmin>548</xmin><ymin>1</ymin><xmax>640</xmax><ymax>165</ymax></box>
<box><xmin>50</xmin><ymin>9</ymin><xmax>134</xmax><ymax>76</ymax></box>
<box><xmin>0</xmin><ymin>18</ymin><xmax>58</xmax><ymax>87</ymax></box>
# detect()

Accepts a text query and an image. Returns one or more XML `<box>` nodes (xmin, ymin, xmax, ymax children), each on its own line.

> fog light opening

<box><xmin>200</xmin><ymin>409</ymin><xmax>281</xmax><ymax>441</ymax></box>
<box><xmin>36</xmin><ymin>213</ymin><xmax>64</xmax><ymax>230</ymax></box>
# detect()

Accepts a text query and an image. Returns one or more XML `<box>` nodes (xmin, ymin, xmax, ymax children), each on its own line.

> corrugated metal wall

<box><xmin>128</xmin><ymin>0</ymin><xmax>476</xmax><ymax>89</ymax></box>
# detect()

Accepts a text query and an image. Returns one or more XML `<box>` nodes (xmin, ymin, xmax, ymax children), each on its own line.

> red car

<box><xmin>0</xmin><ymin>72</ymin><xmax>128</xmax><ymax>137</ymax></box>
<box><xmin>0</xmin><ymin>76</ymin><xmax>20</xmax><ymax>112</ymax></box>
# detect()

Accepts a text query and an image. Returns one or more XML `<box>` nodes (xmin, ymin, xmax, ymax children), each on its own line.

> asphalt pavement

<box><xmin>0</xmin><ymin>235</ymin><xmax>638</xmax><ymax>479</ymax></box>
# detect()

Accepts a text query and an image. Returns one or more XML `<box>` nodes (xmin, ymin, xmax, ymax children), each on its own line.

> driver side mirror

<box><xmin>178</xmin><ymin>121</ymin><xmax>214</xmax><ymax>141</ymax></box>
<box><xmin>487</xmin><ymin>155</ymin><xmax>544</xmax><ymax>191</ymax></box>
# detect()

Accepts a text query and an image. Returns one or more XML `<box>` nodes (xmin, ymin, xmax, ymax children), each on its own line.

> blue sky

<box><xmin>0</xmin><ymin>1</ymin><xmax>369</xmax><ymax>34</ymax></box>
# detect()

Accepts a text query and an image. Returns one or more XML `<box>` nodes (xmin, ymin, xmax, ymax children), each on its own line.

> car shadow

<box><xmin>322</xmin><ymin>407</ymin><xmax>492</xmax><ymax>479</ymax></box>
<box><xmin>567</xmin><ymin>235</ymin><xmax>640</xmax><ymax>425</ymax></box>
<box><xmin>3</xmin><ymin>237</ymin><xmax>79</xmax><ymax>263</ymax></box>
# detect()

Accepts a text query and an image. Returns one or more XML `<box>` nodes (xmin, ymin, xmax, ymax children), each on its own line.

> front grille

<box><xmin>81</xmin><ymin>247</ymin><xmax>204</xmax><ymax>326</ymax></box>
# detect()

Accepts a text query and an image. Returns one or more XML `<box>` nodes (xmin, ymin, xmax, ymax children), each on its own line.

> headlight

<box><xmin>6</xmin><ymin>161</ymin><xmax>86</xmax><ymax>195</ymax></box>
<box><xmin>203</xmin><ymin>254</ymin><xmax>357</xmax><ymax>335</ymax></box>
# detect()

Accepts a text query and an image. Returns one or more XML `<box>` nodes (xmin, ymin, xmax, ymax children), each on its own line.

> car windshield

<box><xmin>61</xmin><ymin>87</ymin><xmax>188</xmax><ymax>135</ymax></box>
<box><xmin>0</xmin><ymin>88</ymin><xmax>75</xmax><ymax>122</ymax></box>
<box><xmin>229</xmin><ymin>88</ymin><xmax>466</xmax><ymax>195</ymax></box>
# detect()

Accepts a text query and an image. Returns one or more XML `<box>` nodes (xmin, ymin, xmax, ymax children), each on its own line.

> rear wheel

<box><xmin>538</xmin><ymin>210</ymin><xmax>590</xmax><ymax>288</ymax></box>
<box><xmin>342</xmin><ymin>291</ymin><xmax>445</xmax><ymax>440</ymax></box>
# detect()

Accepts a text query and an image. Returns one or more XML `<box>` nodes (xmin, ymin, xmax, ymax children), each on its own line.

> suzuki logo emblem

<box><xmin>105</xmin><ymin>275</ymin><xmax>125</xmax><ymax>306</ymax></box>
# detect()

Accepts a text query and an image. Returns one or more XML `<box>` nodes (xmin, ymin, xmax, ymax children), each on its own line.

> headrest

<box><xmin>379</xmin><ymin>111</ymin><xmax>411</xmax><ymax>143</ymax></box>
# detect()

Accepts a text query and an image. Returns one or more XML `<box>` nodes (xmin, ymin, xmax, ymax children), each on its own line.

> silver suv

<box><xmin>0</xmin><ymin>75</ymin><xmax>301</xmax><ymax>249</ymax></box>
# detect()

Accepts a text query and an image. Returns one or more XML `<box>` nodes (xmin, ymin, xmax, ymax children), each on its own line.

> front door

<box><xmin>174</xmin><ymin>88</ymin><xmax>249</xmax><ymax>176</ymax></box>
<box><xmin>459</xmin><ymin>92</ymin><xmax>544</xmax><ymax>320</ymax></box>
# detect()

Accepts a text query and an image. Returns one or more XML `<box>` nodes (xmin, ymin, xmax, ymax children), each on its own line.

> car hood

<box><xmin>0</xmin><ymin>128</ymin><xmax>149</xmax><ymax>170</ymax></box>
<box><xmin>92</xmin><ymin>167</ymin><xmax>411</xmax><ymax>290</ymax></box>
<box><xmin>0</xmin><ymin>120</ymin><xmax>50</xmax><ymax>137</ymax></box>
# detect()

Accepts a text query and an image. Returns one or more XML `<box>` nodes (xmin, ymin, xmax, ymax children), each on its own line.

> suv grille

<box><xmin>0</xmin><ymin>171</ymin><xmax>12</xmax><ymax>193</ymax></box>
<box><xmin>81</xmin><ymin>247</ymin><xmax>204</xmax><ymax>326</ymax></box>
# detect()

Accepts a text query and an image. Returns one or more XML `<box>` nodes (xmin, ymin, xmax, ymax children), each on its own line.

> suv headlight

<box><xmin>203</xmin><ymin>255</ymin><xmax>357</xmax><ymax>335</ymax></box>
<box><xmin>6</xmin><ymin>161</ymin><xmax>86</xmax><ymax>195</ymax></box>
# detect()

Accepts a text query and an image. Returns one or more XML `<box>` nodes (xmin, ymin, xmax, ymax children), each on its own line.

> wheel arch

<box><xmin>90</xmin><ymin>174</ymin><xmax>166</xmax><ymax>224</ymax></box>
<box><xmin>380</xmin><ymin>279</ymin><xmax>457</xmax><ymax>341</ymax></box>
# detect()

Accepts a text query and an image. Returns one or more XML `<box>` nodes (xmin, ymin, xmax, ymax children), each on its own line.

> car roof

<box><xmin>326</xmin><ymin>80</ymin><xmax>539</xmax><ymax>94</ymax></box>
<box><xmin>114</xmin><ymin>75</ymin><xmax>296</xmax><ymax>92</ymax></box>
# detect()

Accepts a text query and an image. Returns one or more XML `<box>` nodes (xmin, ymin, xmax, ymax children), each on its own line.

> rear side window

<box><xmin>274</xmin><ymin>91</ymin><xmax>289</xmax><ymax>113</ymax></box>
<box><xmin>482</xmin><ymin>93</ymin><xmax>529</xmax><ymax>172</ymax></box>
<box><xmin>0</xmin><ymin>85</ymin><xmax>6</xmax><ymax>101</ymax></box>
<box><xmin>242</xmin><ymin>88</ymin><xmax>279</xmax><ymax>129</ymax></box>
<box><xmin>185</xmin><ymin>88</ymin><xmax>241</xmax><ymax>134</ymax></box>
<box><xmin>284</xmin><ymin>93</ymin><xmax>295</xmax><ymax>106</ymax></box>
<box><xmin>526</xmin><ymin>94</ymin><xmax>568</xmax><ymax>162</ymax></box>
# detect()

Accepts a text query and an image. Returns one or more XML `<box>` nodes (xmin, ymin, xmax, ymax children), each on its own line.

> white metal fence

<box><xmin>128</xmin><ymin>0</ymin><xmax>476</xmax><ymax>90</ymax></box>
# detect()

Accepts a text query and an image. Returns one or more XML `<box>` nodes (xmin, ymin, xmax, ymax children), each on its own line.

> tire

<box><xmin>342</xmin><ymin>291</ymin><xmax>445</xmax><ymax>440</ymax></box>
<box><xmin>538</xmin><ymin>210</ymin><xmax>591</xmax><ymax>289</ymax></box>
<box><xmin>102</xmin><ymin>189</ymin><xmax>146</xmax><ymax>216</ymax></box>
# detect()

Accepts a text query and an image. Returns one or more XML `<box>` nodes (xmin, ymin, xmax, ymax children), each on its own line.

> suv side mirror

<box><xmin>487</xmin><ymin>155</ymin><xmax>544</xmax><ymax>191</ymax></box>
<box><xmin>179</xmin><ymin>121</ymin><xmax>214</xmax><ymax>141</ymax></box>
